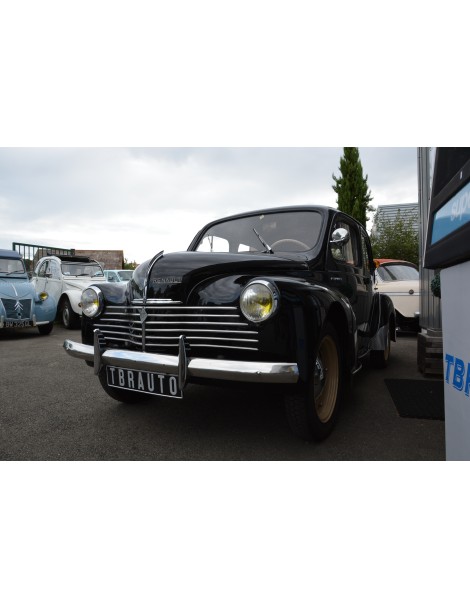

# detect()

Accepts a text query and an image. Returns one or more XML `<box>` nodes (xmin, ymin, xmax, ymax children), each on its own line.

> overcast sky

<box><xmin>0</xmin><ymin>147</ymin><xmax>418</xmax><ymax>264</ymax></box>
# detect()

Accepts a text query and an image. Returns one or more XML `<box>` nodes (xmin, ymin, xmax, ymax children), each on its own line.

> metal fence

<box><xmin>12</xmin><ymin>242</ymin><xmax>75</xmax><ymax>273</ymax></box>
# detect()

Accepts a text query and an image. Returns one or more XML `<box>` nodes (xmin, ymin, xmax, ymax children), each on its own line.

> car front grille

<box><xmin>1</xmin><ymin>298</ymin><xmax>32</xmax><ymax>320</ymax></box>
<box><xmin>94</xmin><ymin>301</ymin><xmax>259</xmax><ymax>354</ymax></box>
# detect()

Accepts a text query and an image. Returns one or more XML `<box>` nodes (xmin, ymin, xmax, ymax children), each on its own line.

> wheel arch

<box><xmin>59</xmin><ymin>290</ymin><xmax>82</xmax><ymax>315</ymax></box>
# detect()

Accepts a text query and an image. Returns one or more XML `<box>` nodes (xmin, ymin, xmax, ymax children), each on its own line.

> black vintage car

<box><xmin>64</xmin><ymin>206</ymin><xmax>395</xmax><ymax>441</ymax></box>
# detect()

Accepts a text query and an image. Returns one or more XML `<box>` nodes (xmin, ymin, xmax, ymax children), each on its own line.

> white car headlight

<box><xmin>81</xmin><ymin>287</ymin><xmax>104</xmax><ymax>318</ymax></box>
<box><xmin>240</xmin><ymin>280</ymin><xmax>279</xmax><ymax>322</ymax></box>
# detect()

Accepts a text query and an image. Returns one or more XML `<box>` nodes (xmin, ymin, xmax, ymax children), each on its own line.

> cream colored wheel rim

<box><xmin>313</xmin><ymin>335</ymin><xmax>339</xmax><ymax>423</ymax></box>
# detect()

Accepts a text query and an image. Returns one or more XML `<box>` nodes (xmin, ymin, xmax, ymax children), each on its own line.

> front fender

<box><xmin>369</xmin><ymin>293</ymin><xmax>396</xmax><ymax>347</ymax></box>
<box><xmin>273</xmin><ymin>278</ymin><xmax>357</xmax><ymax>382</ymax></box>
<box><xmin>61</xmin><ymin>289</ymin><xmax>84</xmax><ymax>314</ymax></box>
<box><xmin>34</xmin><ymin>294</ymin><xmax>58</xmax><ymax>323</ymax></box>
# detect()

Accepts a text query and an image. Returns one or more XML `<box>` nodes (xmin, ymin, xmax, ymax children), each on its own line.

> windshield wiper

<box><xmin>253</xmin><ymin>228</ymin><xmax>273</xmax><ymax>254</ymax></box>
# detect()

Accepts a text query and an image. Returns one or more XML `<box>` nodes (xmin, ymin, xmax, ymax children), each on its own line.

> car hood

<box><xmin>131</xmin><ymin>251</ymin><xmax>309</xmax><ymax>302</ymax></box>
<box><xmin>0</xmin><ymin>278</ymin><xmax>34</xmax><ymax>299</ymax></box>
<box><xmin>63</xmin><ymin>277</ymin><xmax>107</xmax><ymax>291</ymax></box>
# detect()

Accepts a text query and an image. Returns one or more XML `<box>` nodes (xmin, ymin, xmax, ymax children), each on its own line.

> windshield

<box><xmin>117</xmin><ymin>270</ymin><xmax>134</xmax><ymax>280</ymax></box>
<box><xmin>61</xmin><ymin>263</ymin><xmax>104</xmax><ymax>277</ymax></box>
<box><xmin>195</xmin><ymin>210</ymin><xmax>323</xmax><ymax>254</ymax></box>
<box><xmin>377</xmin><ymin>264</ymin><xmax>419</xmax><ymax>281</ymax></box>
<box><xmin>0</xmin><ymin>257</ymin><xmax>26</xmax><ymax>275</ymax></box>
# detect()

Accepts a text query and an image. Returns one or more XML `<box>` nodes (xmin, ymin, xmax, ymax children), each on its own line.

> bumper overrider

<box><xmin>63</xmin><ymin>330</ymin><xmax>299</xmax><ymax>390</ymax></box>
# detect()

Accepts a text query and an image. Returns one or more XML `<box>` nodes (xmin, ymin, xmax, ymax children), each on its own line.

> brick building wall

<box><xmin>75</xmin><ymin>249</ymin><xmax>124</xmax><ymax>270</ymax></box>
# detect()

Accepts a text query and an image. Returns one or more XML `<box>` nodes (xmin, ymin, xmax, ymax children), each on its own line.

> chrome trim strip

<box><xmin>63</xmin><ymin>339</ymin><xmax>298</xmax><ymax>384</ymax></box>
<box><xmin>143</xmin><ymin>251</ymin><xmax>164</xmax><ymax>304</ymax></box>
<box><xmin>64</xmin><ymin>339</ymin><xmax>94</xmax><ymax>360</ymax></box>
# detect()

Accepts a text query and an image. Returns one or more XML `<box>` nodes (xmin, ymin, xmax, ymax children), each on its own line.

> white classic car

<box><xmin>374</xmin><ymin>259</ymin><xmax>420</xmax><ymax>331</ymax></box>
<box><xmin>33</xmin><ymin>255</ymin><xmax>107</xmax><ymax>329</ymax></box>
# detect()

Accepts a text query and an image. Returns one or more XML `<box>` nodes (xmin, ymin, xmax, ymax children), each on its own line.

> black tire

<box><xmin>370</xmin><ymin>322</ymin><xmax>391</xmax><ymax>369</ymax></box>
<box><xmin>285</xmin><ymin>322</ymin><xmax>342</xmax><ymax>441</ymax></box>
<box><xmin>98</xmin><ymin>367</ymin><xmax>151</xmax><ymax>404</ymax></box>
<box><xmin>61</xmin><ymin>298</ymin><xmax>80</xmax><ymax>329</ymax></box>
<box><xmin>37</xmin><ymin>322</ymin><xmax>54</xmax><ymax>335</ymax></box>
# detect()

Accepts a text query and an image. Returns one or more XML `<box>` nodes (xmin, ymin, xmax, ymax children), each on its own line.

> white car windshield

<box><xmin>195</xmin><ymin>210</ymin><xmax>323</xmax><ymax>254</ymax></box>
<box><xmin>377</xmin><ymin>264</ymin><xmax>418</xmax><ymax>281</ymax></box>
<box><xmin>61</xmin><ymin>263</ymin><xmax>104</xmax><ymax>277</ymax></box>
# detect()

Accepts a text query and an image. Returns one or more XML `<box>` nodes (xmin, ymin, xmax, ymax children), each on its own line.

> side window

<box><xmin>330</xmin><ymin>221</ymin><xmax>359</xmax><ymax>267</ymax></box>
<box><xmin>37</xmin><ymin>261</ymin><xmax>49</xmax><ymax>277</ymax></box>
<box><xmin>49</xmin><ymin>260</ymin><xmax>61</xmax><ymax>279</ymax></box>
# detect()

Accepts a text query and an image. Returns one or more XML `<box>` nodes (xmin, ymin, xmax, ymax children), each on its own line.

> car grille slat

<box><xmin>1</xmin><ymin>298</ymin><xmax>32</xmax><ymax>320</ymax></box>
<box><xmin>96</xmin><ymin>303</ymin><xmax>259</xmax><ymax>353</ymax></box>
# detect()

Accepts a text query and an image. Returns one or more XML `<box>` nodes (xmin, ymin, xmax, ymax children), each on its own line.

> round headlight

<box><xmin>240</xmin><ymin>280</ymin><xmax>279</xmax><ymax>322</ymax></box>
<box><xmin>81</xmin><ymin>287</ymin><xmax>104</xmax><ymax>318</ymax></box>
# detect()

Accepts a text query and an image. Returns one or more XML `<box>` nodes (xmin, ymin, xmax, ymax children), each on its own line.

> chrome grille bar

<box><xmin>95</xmin><ymin>303</ymin><xmax>259</xmax><ymax>353</ymax></box>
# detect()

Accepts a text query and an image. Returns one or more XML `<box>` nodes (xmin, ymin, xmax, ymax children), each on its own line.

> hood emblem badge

<box><xmin>14</xmin><ymin>300</ymin><xmax>24</xmax><ymax>316</ymax></box>
<box><xmin>152</xmin><ymin>276</ymin><xmax>183</xmax><ymax>285</ymax></box>
<box><xmin>139</xmin><ymin>308</ymin><xmax>148</xmax><ymax>323</ymax></box>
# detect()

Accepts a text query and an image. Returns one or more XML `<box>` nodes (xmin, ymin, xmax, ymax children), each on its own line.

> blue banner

<box><xmin>431</xmin><ymin>180</ymin><xmax>470</xmax><ymax>244</ymax></box>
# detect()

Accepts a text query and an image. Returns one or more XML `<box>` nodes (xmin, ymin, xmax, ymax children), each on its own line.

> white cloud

<box><xmin>0</xmin><ymin>147</ymin><xmax>418</xmax><ymax>263</ymax></box>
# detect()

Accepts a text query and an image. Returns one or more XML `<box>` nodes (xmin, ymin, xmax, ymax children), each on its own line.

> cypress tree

<box><xmin>332</xmin><ymin>147</ymin><xmax>373</xmax><ymax>227</ymax></box>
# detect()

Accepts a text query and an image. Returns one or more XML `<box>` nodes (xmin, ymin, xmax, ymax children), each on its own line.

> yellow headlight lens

<box><xmin>81</xmin><ymin>287</ymin><xmax>103</xmax><ymax>318</ymax></box>
<box><xmin>240</xmin><ymin>281</ymin><xmax>279</xmax><ymax>322</ymax></box>
<box><xmin>39</xmin><ymin>292</ymin><xmax>48</xmax><ymax>301</ymax></box>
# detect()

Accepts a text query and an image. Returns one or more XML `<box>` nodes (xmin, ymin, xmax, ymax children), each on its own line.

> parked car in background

<box><xmin>104</xmin><ymin>269</ymin><xmax>134</xmax><ymax>283</ymax></box>
<box><xmin>374</xmin><ymin>259</ymin><xmax>420</xmax><ymax>331</ymax></box>
<box><xmin>0</xmin><ymin>249</ymin><xmax>57</xmax><ymax>334</ymax></box>
<box><xmin>33</xmin><ymin>254</ymin><xmax>106</xmax><ymax>329</ymax></box>
<box><xmin>64</xmin><ymin>206</ymin><xmax>396</xmax><ymax>441</ymax></box>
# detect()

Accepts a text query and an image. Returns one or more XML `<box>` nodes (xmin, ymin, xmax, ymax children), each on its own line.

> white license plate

<box><xmin>5</xmin><ymin>320</ymin><xmax>33</xmax><ymax>328</ymax></box>
<box><xmin>106</xmin><ymin>366</ymin><xmax>183</xmax><ymax>398</ymax></box>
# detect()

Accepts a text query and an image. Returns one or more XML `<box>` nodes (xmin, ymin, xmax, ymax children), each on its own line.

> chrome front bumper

<box><xmin>63</xmin><ymin>332</ymin><xmax>299</xmax><ymax>387</ymax></box>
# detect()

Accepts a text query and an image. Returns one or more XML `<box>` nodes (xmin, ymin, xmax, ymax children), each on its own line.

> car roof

<box><xmin>374</xmin><ymin>258</ymin><xmax>416</xmax><ymax>266</ymax></box>
<box><xmin>0</xmin><ymin>248</ymin><xmax>22</xmax><ymax>259</ymax></box>
<box><xmin>206</xmin><ymin>205</ymin><xmax>336</xmax><ymax>224</ymax></box>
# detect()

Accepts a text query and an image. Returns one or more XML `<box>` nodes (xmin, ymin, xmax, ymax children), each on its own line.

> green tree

<box><xmin>332</xmin><ymin>147</ymin><xmax>373</xmax><ymax>227</ymax></box>
<box><xmin>124</xmin><ymin>257</ymin><xmax>139</xmax><ymax>270</ymax></box>
<box><xmin>370</xmin><ymin>209</ymin><xmax>419</xmax><ymax>266</ymax></box>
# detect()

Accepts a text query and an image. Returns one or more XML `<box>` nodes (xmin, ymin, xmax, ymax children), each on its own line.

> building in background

<box><xmin>75</xmin><ymin>249</ymin><xmax>124</xmax><ymax>270</ymax></box>
<box><xmin>371</xmin><ymin>202</ymin><xmax>419</xmax><ymax>236</ymax></box>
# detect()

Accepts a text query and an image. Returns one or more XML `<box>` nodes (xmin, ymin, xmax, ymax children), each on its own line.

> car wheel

<box><xmin>98</xmin><ymin>367</ymin><xmax>151</xmax><ymax>404</ymax></box>
<box><xmin>285</xmin><ymin>322</ymin><xmax>342</xmax><ymax>441</ymax></box>
<box><xmin>61</xmin><ymin>298</ymin><xmax>80</xmax><ymax>329</ymax></box>
<box><xmin>370</xmin><ymin>322</ymin><xmax>391</xmax><ymax>369</ymax></box>
<box><xmin>37</xmin><ymin>322</ymin><xmax>54</xmax><ymax>335</ymax></box>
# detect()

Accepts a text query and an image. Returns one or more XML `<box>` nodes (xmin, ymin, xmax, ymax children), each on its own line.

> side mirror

<box><xmin>330</xmin><ymin>227</ymin><xmax>350</xmax><ymax>246</ymax></box>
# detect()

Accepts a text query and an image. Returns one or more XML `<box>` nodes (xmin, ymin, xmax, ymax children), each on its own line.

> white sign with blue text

<box><xmin>441</xmin><ymin>259</ymin><xmax>470</xmax><ymax>459</ymax></box>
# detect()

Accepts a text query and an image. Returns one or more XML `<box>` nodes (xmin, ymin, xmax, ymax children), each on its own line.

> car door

<box><xmin>44</xmin><ymin>259</ymin><xmax>63</xmax><ymax>303</ymax></box>
<box><xmin>34</xmin><ymin>260</ymin><xmax>49</xmax><ymax>293</ymax></box>
<box><xmin>326</xmin><ymin>215</ymin><xmax>371</xmax><ymax>355</ymax></box>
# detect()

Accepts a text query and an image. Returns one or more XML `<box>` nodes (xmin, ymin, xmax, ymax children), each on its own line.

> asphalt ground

<box><xmin>0</xmin><ymin>324</ymin><xmax>445</xmax><ymax>460</ymax></box>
